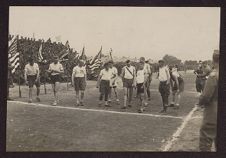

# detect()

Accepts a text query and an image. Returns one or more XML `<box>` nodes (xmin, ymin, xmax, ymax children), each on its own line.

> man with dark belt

<box><xmin>121</xmin><ymin>60</ymin><xmax>136</xmax><ymax>109</ymax></box>
<box><xmin>199</xmin><ymin>50</ymin><xmax>219</xmax><ymax>151</ymax></box>
<box><xmin>194</xmin><ymin>61</ymin><xmax>211</xmax><ymax>97</ymax></box>
<box><xmin>139</xmin><ymin>57</ymin><xmax>152</xmax><ymax>102</ymax></box>
<box><xmin>157</xmin><ymin>60</ymin><xmax>170</xmax><ymax>113</ymax></box>
<box><xmin>24</xmin><ymin>57</ymin><xmax>41</xmax><ymax>103</ymax></box>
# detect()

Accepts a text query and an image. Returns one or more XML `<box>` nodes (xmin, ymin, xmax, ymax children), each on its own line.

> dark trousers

<box><xmin>159</xmin><ymin>81</ymin><xmax>170</xmax><ymax>109</ymax></box>
<box><xmin>196</xmin><ymin>78</ymin><xmax>206</xmax><ymax>93</ymax></box>
<box><xmin>145</xmin><ymin>77</ymin><xmax>151</xmax><ymax>98</ymax></box>
<box><xmin>199</xmin><ymin>122</ymin><xmax>216</xmax><ymax>151</ymax></box>
<box><xmin>99</xmin><ymin>80</ymin><xmax>110</xmax><ymax>101</ymax></box>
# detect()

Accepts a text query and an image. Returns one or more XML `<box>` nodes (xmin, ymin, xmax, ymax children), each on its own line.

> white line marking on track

<box><xmin>8</xmin><ymin>101</ymin><xmax>183</xmax><ymax>119</ymax></box>
<box><xmin>160</xmin><ymin>105</ymin><xmax>198</xmax><ymax>151</ymax></box>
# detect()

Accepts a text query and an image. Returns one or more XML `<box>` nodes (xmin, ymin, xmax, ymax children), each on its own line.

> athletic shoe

<box><xmin>121</xmin><ymin>106</ymin><xmax>126</xmax><ymax>109</ymax></box>
<box><xmin>28</xmin><ymin>99</ymin><xmax>32</xmax><ymax>103</ymax></box>
<box><xmin>98</xmin><ymin>101</ymin><xmax>102</xmax><ymax>106</ymax></box>
<box><xmin>159</xmin><ymin>109</ymin><xmax>167</xmax><ymax>113</ymax></box>
<box><xmin>116</xmin><ymin>99</ymin><xmax>120</xmax><ymax>105</ymax></box>
<box><xmin>105</xmin><ymin>102</ymin><xmax>110</xmax><ymax>107</ymax></box>
<box><xmin>128</xmin><ymin>104</ymin><xmax>132</xmax><ymax>108</ymax></box>
<box><xmin>174</xmin><ymin>104</ymin><xmax>180</xmax><ymax>109</ymax></box>
<box><xmin>80</xmin><ymin>102</ymin><xmax>84</xmax><ymax>106</ymax></box>
<box><xmin>196</xmin><ymin>92</ymin><xmax>201</xmax><ymax>98</ymax></box>
<box><xmin>108</xmin><ymin>99</ymin><xmax>112</xmax><ymax>103</ymax></box>
<box><xmin>169</xmin><ymin>103</ymin><xmax>175</xmax><ymax>107</ymax></box>
<box><xmin>148</xmin><ymin>97</ymin><xmax>151</xmax><ymax>101</ymax></box>
<box><xmin>52</xmin><ymin>101</ymin><xmax>57</xmax><ymax>106</ymax></box>
<box><xmin>36</xmin><ymin>97</ymin><xmax>41</xmax><ymax>102</ymax></box>
<box><xmin>138</xmin><ymin>108</ymin><xmax>144</xmax><ymax>113</ymax></box>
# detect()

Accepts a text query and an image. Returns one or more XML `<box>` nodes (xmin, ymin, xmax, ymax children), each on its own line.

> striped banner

<box><xmin>8</xmin><ymin>36</ymin><xmax>19</xmax><ymax>74</ymax></box>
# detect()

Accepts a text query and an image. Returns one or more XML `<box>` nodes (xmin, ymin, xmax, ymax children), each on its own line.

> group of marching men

<box><xmin>18</xmin><ymin>55</ymin><xmax>185</xmax><ymax>113</ymax></box>
<box><xmin>8</xmin><ymin>50</ymin><xmax>219</xmax><ymax>151</ymax></box>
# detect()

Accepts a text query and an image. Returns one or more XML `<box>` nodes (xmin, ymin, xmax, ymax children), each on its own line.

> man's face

<box><xmin>29</xmin><ymin>60</ymin><xmax>34</xmax><ymax>65</ymax></box>
<box><xmin>109</xmin><ymin>63</ymin><xmax>113</xmax><ymax>68</ymax></box>
<box><xmin>202</xmin><ymin>63</ymin><xmax>207</xmax><ymax>67</ymax></box>
<box><xmin>54</xmin><ymin>58</ymin><xmax>58</xmax><ymax>64</ymax></box>
<box><xmin>139</xmin><ymin>63</ymin><xmax>144</xmax><ymax>70</ymax></box>
<box><xmin>104</xmin><ymin>64</ymin><xmax>109</xmax><ymax>70</ymax></box>
<box><xmin>79</xmin><ymin>61</ymin><xmax>84</xmax><ymax>67</ymax></box>
<box><xmin>159</xmin><ymin>62</ymin><xmax>164</xmax><ymax>67</ymax></box>
<box><xmin>126</xmin><ymin>62</ymin><xmax>131</xmax><ymax>67</ymax></box>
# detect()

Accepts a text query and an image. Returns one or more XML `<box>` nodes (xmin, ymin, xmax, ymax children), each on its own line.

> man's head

<box><xmin>28</xmin><ymin>57</ymin><xmax>34</xmax><ymax>66</ymax></box>
<box><xmin>139</xmin><ymin>57</ymin><xmax>145</xmax><ymax>64</ymax></box>
<box><xmin>103</xmin><ymin>62</ymin><xmax>110</xmax><ymax>70</ymax></box>
<box><xmin>53</xmin><ymin>56</ymin><xmax>59</xmax><ymax>64</ymax></box>
<box><xmin>168</xmin><ymin>65</ymin><xmax>173</xmax><ymax>72</ymax></box>
<box><xmin>126</xmin><ymin>60</ymin><xmax>131</xmax><ymax>67</ymax></box>
<box><xmin>78</xmin><ymin>60</ymin><xmax>85</xmax><ymax>67</ymax></box>
<box><xmin>202</xmin><ymin>61</ymin><xmax>208</xmax><ymax>67</ymax></box>
<box><xmin>212</xmin><ymin>50</ymin><xmax>219</xmax><ymax>68</ymax></box>
<box><xmin>158</xmin><ymin>60</ymin><xmax>164</xmax><ymax>68</ymax></box>
<box><xmin>138</xmin><ymin>61</ymin><xmax>144</xmax><ymax>70</ymax></box>
<box><xmin>108</xmin><ymin>60</ymin><xmax>113</xmax><ymax>68</ymax></box>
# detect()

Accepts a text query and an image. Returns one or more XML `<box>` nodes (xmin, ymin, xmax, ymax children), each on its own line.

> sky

<box><xmin>9</xmin><ymin>7</ymin><xmax>220</xmax><ymax>61</ymax></box>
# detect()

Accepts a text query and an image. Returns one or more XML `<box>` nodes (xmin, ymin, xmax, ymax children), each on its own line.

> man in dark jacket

<box><xmin>199</xmin><ymin>50</ymin><xmax>219</xmax><ymax>151</ymax></box>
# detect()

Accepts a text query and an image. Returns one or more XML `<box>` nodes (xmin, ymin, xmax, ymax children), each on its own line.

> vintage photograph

<box><xmin>7</xmin><ymin>7</ymin><xmax>220</xmax><ymax>151</ymax></box>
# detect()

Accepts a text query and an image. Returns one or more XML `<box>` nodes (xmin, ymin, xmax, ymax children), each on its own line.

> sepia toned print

<box><xmin>7</xmin><ymin>7</ymin><xmax>220</xmax><ymax>151</ymax></box>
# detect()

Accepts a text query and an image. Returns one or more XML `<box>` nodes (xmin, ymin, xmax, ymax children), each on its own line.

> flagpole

<box><xmin>17</xmin><ymin>40</ymin><xmax>22</xmax><ymax>98</ymax></box>
<box><xmin>44</xmin><ymin>76</ymin><xmax>47</xmax><ymax>94</ymax></box>
<box><xmin>18</xmin><ymin>61</ymin><xmax>22</xmax><ymax>98</ymax></box>
<box><xmin>43</xmin><ymin>67</ymin><xmax>47</xmax><ymax>94</ymax></box>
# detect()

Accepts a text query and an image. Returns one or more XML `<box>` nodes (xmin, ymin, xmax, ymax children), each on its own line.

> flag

<box><xmin>90</xmin><ymin>46</ymin><xmax>102</xmax><ymax>64</ymax></box>
<box><xmin>109</xmin><ymin>48</ymin><xmax>113</xmax><ymax>61</ymax></box>
<box><xmin>38</xmin><ymin>43</ymin><xmax>44</xmax><ymax>62</ymax></box>
<box><xmin>59</xmin><ymin>41</ymin><xmax>70</xmax><ymax>61</ymax></box>
<box><xmin>88</xmin><ymin>46</ymin><xmax>102</xmax><ymax>73</ymax></box>
<box><xmin>65</xmin><ymin>40</ymin><xmax>70</xmax><ymax>50</ymax></box>
<box><xmin>59</xmin><ymin>50</ymin><xmax>69</xmax><ymax>61</ymax></box>
<box><xmin>79</xmin><ymin>46</ymin><xmax>87</xmax><ymax>61</ymax></box>
<box><xmin>8</xmin><ymin>35</ymin><xmax>19</xmax><ymax>74</ymax></box>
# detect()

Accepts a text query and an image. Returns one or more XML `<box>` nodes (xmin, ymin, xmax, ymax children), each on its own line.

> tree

<box><xmin>162</xmin><ymin>54</ymin><xmax>182</xmax><ymax>66</ymax></box>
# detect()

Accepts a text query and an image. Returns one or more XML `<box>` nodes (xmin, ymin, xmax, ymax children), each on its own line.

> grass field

<box><xmin>7</xmin><ymin>71</ymin><xmax>204</xmax><ymax>151</ymax></box>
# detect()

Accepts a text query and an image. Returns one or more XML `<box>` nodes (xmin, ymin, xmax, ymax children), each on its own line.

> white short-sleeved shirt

<box><xmin>110</xmin><ymin>67</ymin><xmax>118</xmax><ymax>78</ymax></box>
<box><xmin>158</xmin><ymin>66</ymin><xmax>170</xmax><ymax>82</ymax></box>
<box><xmin>110</xmin><ymin>67</ymin><xmax>118</xmax><ymax>86</ymax></box>
<box><xmin>172</xmin><ymin>68</ymin><xmax>180</xmax><ymax>78</ymax></box>
<box><xmin>136</xmin><ymin>69</ymin><xmax>145</xmax><ymax>84</ymax></box>
<box><xmin>49</xmin><ymin>62</ymin><xmax>64</xmax><ymax>76</ymax></box>
<box><xmin>72</xmin><ymin>66</ymin><xmax>86</xmax><ymax>78</ymax></box>
<box><xmin>144</xmin><ymin>63</ymin><xmax>151</xmax><ymax>75</ymax></box>
<box><xmin>123</xmin><ymin>66</ymin><xmax>136</xmax><ymax>79</ymax></box>
<box><xmin>100</xmin><ymin>69</ymin><xmax>112</xmax><ymax>81</ymax></box>
<box><xmin>25</xmin><ymin>63</ymin><xmax>39</xmax><ymax>76</ymax></box>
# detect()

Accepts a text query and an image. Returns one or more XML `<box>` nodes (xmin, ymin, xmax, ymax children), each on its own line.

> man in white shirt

<box><xmin>108</xmin><ymin>60</ymin><xmax>120</xmax><ymax>104</ymax></box>
<box><xmin>140</xmin><ymin>57</ymin><xmax>152</xmax><ymax>105</ymax></box>
<box><xmin>24</xmin><ymin>57</ymin><xmax>41</xmax><ymax>103</ymax></box>
<box><xmin>136</xmin><ymin>61</ymin><xmax>149</xmax><ymax>113</ymax></box>
<box><xmin>48</xmin><ymin>56</ymin><xmax>64</xmax><ymax>106</ymax></box>
<box><xmin>96</xmin><ymin>62</ymin><xmax>112</xmax><ymax>107</ymax></box>
<box><xmin>157</xmin><ymin>60</ymin><xmax>170</xmax><ymax>113</ymax></box>
<box><xmin>72</xmin><ymin>60</ymin><xmax>87</xmax><ymax>106</ymax></box>
<box><xmin>120</xmin><ymin>60</ymin><xmax>136</xmax><ymax>109</ymax></box>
